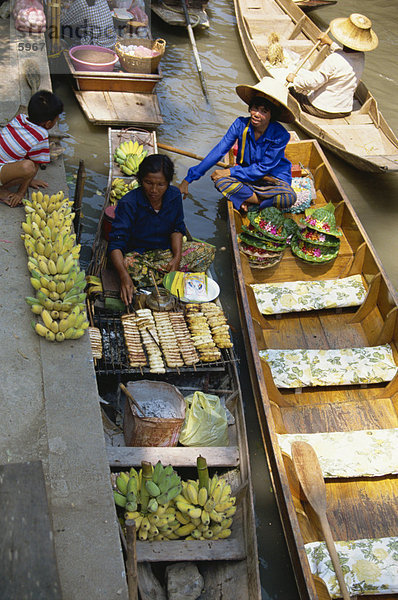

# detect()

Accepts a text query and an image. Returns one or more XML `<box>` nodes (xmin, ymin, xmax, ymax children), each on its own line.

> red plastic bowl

<box><xmin>69</xmin><ymin>45</ymin><xmax>118</xmax><ymax>72</ymax></box>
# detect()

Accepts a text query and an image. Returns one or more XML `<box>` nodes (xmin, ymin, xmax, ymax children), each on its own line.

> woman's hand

<box><xmin>317</xmin><ymin>32</ymin><xmax>333</xmax><ymax>46</ymax></box>
<box><xmin>211</xmin><ymin>168</ymin><xmax>230</xmax><ymax>182</ymax></box>
<box><xmin>286</xmin><ymin>72</ymin><xmax>296</xmax><ymax>83</ymax></box>
<box><xmin>179</xmin><ymin>179</ymin><xmax>189</xmax><ymax>199</ymax></box>
<box><xmin>119</xmin><ymin>271</ymin><xmax>135</xmax><ymax>306</ymax></box>
<box><xmin>164</xmin><ymin>256</ymin><xmax>181</xmax><ymax>273</ymax></box>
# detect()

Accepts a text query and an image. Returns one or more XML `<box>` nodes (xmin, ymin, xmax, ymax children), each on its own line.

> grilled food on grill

<box><xmin>88</xmin><ymin>326</ymin><xmax>103</xmax><ymax>359</ymax></box>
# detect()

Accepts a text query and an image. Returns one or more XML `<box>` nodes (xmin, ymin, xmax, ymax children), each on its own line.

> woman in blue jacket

<box><xmin>179</xmin><ymin>77</ymin><xmax>297</xmax><ymax>212</ymax></box>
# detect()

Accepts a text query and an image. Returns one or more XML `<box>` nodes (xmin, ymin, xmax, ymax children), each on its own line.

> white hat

<box><xmin>236</xmin><ymin>76</ymin><xmax>296</xmax><ymax>123</ymax></box>
<box><xmin>330</xmin><ymin>13</ymin><xmax>378</xmax><ymax>52</ymax></box>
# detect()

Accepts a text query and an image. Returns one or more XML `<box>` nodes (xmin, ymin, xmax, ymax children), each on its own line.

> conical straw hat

<box><xmin>330</xmin><ymin>13</ymin><xmax>378</xmax><ymax>52</ymax></box>
<box><xmin>236</xmin><ymin>76</ymin><xmax>296</xmax><ymax>123</ymax></box>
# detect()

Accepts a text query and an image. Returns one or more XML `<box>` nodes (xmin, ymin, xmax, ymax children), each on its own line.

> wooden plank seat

<box><xmin>259</xmin><ymin>344</ymin><xmax>398</xmax><ymax>388</ymax></box>
<box><xmin>251</xmin><ymin>274</ymin><xmax>367</xmax><ymax>316</ymax></box>
<box><xmin>305</xmin><ymin>537</ymin><xmax>398</xmax><ymax>597</ymax></box>
<box><xmin>278</xmin><ymin>428</ymin><xmax>398</xmax><ymax>478</ymax></box>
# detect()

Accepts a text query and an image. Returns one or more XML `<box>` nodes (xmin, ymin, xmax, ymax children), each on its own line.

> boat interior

<box><xmin>229</xmin><ymin>140</ymin><xmax>398</xmax><ymax>599</ymax></box>
<box><xmin>236</xmin><ymin>0</ymin><xmax>398</xmax><ymax>169</ymax></box>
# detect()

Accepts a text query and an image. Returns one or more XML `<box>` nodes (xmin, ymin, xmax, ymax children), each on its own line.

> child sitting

<box><xmin>0</xmin><ymin>90</ymin><xmax>64</xmax><ymax>208</ymax></box>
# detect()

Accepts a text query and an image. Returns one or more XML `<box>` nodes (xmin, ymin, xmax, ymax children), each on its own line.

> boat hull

<box><xmin>228</xmin><ymin>139</ymin><xmax>398</xmax><ymax>599</ymax></box>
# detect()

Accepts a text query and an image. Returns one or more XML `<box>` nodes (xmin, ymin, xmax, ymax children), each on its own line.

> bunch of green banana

<box><xmin>113</xmin><ymin>139</ymin><xmax>148</xmax><ymax>176</ymax></box>
<box><xmin>109</xmin><ymin>178</ymin><xmax>139</xmax><ymax>205</ymax></box>
<box><xmin>113</xmin><ymin>461</ymin><xmax>184</xmax><ymax>542</ymax></box>
<box><xmin>21</xmin><ymin>190</ymin><xmax>89</xmax><ymax>342</ymax></box>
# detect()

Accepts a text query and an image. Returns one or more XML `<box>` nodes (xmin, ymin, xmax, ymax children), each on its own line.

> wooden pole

<box><xmin>157</xmin><ymin>142</ymin><xmax>228</xmax><ymax>168</ymax></box>
<box><xmin>180</xmin><ymin>0</ymin><xmax>209</xmax><ymax>103</ymax></box>
<box><xmin>125</xmin><ymin>519</ymin><xmax>138</xmax><ymax>600</ymax></box>
<box><xmin>291</xmin><ymin>442</ymin><xmax>351</xmax><ymax>600</ymax></box>
<box><xmin>285</xmin><ymin>27</ymin><xmax>331</xmax><ymax>85</ymax></box>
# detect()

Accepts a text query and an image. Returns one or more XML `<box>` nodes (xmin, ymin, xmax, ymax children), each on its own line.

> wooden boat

<box><xmin>227</xmin><ymin>138</ymin><xmax>398</xmax><ymax>599</ymax></box>
<box><xmin>151</xmin><ymin>0</ymin><xmax>209</xmax><ymax>29</ymax></box>
<box><xmin>85</xmin><ymin>127</ymin><xmax>261</xmax><ymax>598</ymax></box>
<box><xmin>64</xmin><ymin>48</ymin><xmax>163</xmax><ymax>128</ymax></box>
<box><xmin>294</xmin><ymin>0</ymin><xmax>337</xmax><ymax>12</ymax></box>
<box><xmin>233</xmin><ymin>0</ymin><xmax>398</xmax><ymax>172</ymax></box>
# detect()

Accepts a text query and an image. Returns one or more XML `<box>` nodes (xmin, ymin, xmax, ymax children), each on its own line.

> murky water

<box><xmin>52</xmin><ymin>0</ymin><xmax>398</xmax><ymax>596</ymax></box>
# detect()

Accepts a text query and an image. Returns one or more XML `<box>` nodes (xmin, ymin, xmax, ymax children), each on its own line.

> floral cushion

<box><xmin>259</xmin><ymin>344</ymin><xmax>397</xmax><ymax>388</ymax></box>
<box><xmin>251</xmin><ymin>274</ymin><xmax>366</xmax><ymax>315</ymax></box>
<box><xmin>305</xmin><ymin>537</ymin><xmax>398</xmax><ymax>598</ymax></box>
<box><xmin>277</xmin><ymin>429</ymin><xmax>398</xmax><ymax>477</ymax></box>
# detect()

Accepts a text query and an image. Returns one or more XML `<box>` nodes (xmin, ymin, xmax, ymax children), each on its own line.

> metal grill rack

<box><xmin>93</xmin><ymin>309</ymin><xmax>238</xmax><ymax>376</ymax></box>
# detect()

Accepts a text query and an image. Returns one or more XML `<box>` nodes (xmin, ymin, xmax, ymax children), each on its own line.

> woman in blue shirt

<box><xmin>179</xmin><ymin>77</ymin><xmax>297</xmax><ymax>212</ymax></box>
<box><xmin>109</xmin><ymin>154</ymin><xmax>215</xmax><ymax>305</ymax></box>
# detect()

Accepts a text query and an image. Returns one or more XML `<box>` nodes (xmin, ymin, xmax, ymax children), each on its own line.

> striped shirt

<box><xmin>0</xmin><ymin>114</ymin><xmax>50</xmax><ymax>165</ymax></box>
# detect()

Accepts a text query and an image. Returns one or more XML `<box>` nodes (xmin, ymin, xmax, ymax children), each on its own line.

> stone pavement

<box><xmin>0</xmin><ymin>18</ymin><xmax>128</xmax><ymax>600</ymax></box>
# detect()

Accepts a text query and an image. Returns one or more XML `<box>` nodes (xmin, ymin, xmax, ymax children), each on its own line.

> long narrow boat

<box><xmin>294</xmin><ymin>0</ymin><xmax>337</xmax><ymax>12</ymax></box>
<box><xmin>151</xmin><ymin>0</ymin><xmax>210</xmax><ymax>29</ymax></box>
<box><xmin>228</xmin><ymin>138</ymin><xmax>398</xmax><ymax>599</ymax></box>
<box><xmin>233</xmin><ymin>0</ymin><xmax>398</xmax><ymax>172</ymax></box>
<box><xmin>86</xmin><ymin>127</ymin><xmax>261</xmax><ymax>598</ymax></box>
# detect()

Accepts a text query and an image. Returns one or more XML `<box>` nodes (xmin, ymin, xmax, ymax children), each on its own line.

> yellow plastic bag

<box><xmin>178</xmin><ymin>391</ymin><xmax>229</xmax><ymax>447</ymax></box>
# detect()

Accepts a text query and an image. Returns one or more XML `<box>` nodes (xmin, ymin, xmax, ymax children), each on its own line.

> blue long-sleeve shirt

<box><xmin>185</xmin><ymin>117</ymin><xmax>292</xmax><ymax>185</ymax></box>
<box><xmin>108</xmin><ymin>185</ymin><xmax>186</xmax><ymax>254</ymax></box>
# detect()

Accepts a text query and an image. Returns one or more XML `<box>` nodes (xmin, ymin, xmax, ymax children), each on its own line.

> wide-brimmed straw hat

<box><xmin>330</xmin><ymin>13</ymin><xmax>378</xmax><ymax>52</ymax></box>
<box><xmin>236</xmin><ymin>76</ymin><xmax>296</xmax><ymax>123</ymax></box>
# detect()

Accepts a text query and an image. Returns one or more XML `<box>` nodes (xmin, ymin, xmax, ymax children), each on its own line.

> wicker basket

<box><xmin>115</xmin><ymin>38</ymin><xmax>166</xmax><ymax>74</ymax></box>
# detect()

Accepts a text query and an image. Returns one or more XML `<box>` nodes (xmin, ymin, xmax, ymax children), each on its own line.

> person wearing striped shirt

<box><xmin>0</xmin><ymin>90</ymin><xmax>64</xmax><ymax>208</ymax></box>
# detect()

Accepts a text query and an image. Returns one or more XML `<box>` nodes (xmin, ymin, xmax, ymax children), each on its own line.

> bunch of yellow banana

<box><xmin>21</xmin><ymin>190</ymin><xmax>89</xmax><ymax>342</ymax></box>
<box><xmin>113</xmin><ymin>461</ymin><xmax>184</xmax><ymax>542</ymax></box>
<box><xmin>109</xmin><ymin>178</ymin><xmax>139</xmax><ymax>205</ymax></box>
<box><xmin>173</xmin><ymin>474</ymin><xmax>236</xmax><ymax>540</ymax></box>
<box><xmin>86</xmin><ymin>275</ymin><xmax>103</xmax><ymax>298</ymax></box>
<box><xmin>113</xmin><ymin>140</ymin><xmax>148</xmax><ymax>176</ymax></box>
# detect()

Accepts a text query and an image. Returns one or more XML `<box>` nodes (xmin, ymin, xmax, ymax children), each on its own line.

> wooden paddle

<box><xmin>291</xmin><ymin>441</ymin><xmax>351</xmax><ymax>600</ymax></box>
<box><xmin>180</xmin><ymin>0</ymin><xmax>209</xmax><ymax>103</ymax></box>
<box><xmin>285</xmin><ymin>27</ymin><xmax>331</xmax><ymax>86</ymax></box>
<box><xmin>157</xmin><ymin>142</ymin><xmax>228</xmax><ymax>168</ymax></box>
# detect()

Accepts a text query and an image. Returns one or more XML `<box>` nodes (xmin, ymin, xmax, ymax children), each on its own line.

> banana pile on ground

<box><xmin>21</xmin><ymin>190</ymin><xmax>89</xmax><ymax>342</ymax></box>
<box><xmin>109</xmin><ymin>178</ymin><xmax>139</xmax><ymax>204</ymax></box>
<box><xmin>113</xmin><ymin>456</ymin><xmax>236</xmax><ymax>542</ymax></box>
<box><xmin>114</xmin><ymin>461</ymin><xmax>184</xmax><ymax>541</ymax></box>
<box><xmin>113</xmin><ymin>140</ymin><xmax>148</xmax><ymax>176</ymax></box>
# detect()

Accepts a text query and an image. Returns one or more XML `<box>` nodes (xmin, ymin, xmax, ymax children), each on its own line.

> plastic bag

<box><xmin>179</xmin><ymin>391</ymin><xmax>229</xmax><ymax>447</ymax></box>
<box><xmin>13</xmin><ymin>0</ymin><xmax>46</xmax><ymax>32</ymax></box>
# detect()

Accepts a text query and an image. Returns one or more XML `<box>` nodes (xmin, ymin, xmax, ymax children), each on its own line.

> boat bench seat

<box><xmin>278</xmin><ymin>428</ymin><xmax>398</xmax><ymax>478</ymax></box>
<box><xmin>259</xmin><ymin>344</ymin><xmax>397</xmax><ymax>388</ymax></box>
<box><xmin>305</xmin><ymin>536</ymin><xmax>398</xmax><ymax>597</ymax></box>
<box><xmin>251</xmin><ymin>274</ymin><xmax>367</xmax><ymax>316</ymax></box>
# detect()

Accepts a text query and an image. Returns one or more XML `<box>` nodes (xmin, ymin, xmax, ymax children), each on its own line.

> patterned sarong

<box><xmin>123</xmin><ymin>240</ymin><xmax>216</xmax><ymax>286</ymax></box>
<box><xmin>214</xmin><ymin>175</ymin><xmax>296</xmax><ymax>211</ymax></box>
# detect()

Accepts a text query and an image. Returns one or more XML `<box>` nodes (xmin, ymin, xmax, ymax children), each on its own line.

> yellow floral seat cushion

<box><xmin>251</xmin><ymin>274</ymin><xmax>366</xmax><ymax>315</ymax></box>
<box><xmin>259</xmin><ymin>344</ymin><xmax>397</xmax><ymax>388</ymax></box>
<box><xmin>277</xmin><ymin>429</ymin><xmax>398</xmax><ymax>477</ymax></box>
<box><xmin>305</xmin><ymin>537</ymin><xmax>398</xmax><ymax>598</ymax></box>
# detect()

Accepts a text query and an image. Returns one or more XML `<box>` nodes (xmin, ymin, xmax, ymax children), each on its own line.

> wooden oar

<box><xmin>157</xmin><ymin>142</ymin><xmax>228</xmax><ymax>168</ymax></box>
<box><xmin>285</xmin><ymin>27</ymin><xmax>331</xmax><ymax>85</ymax></box>
<box><xmin>291</xmin><ymin>441</ymin><xmax>351</xmax><ymax>600</ymax></box>
<box><xmin>180</xmin><ymin>0</ymin><xmax>209</xmax><ymax>103</ymax></box>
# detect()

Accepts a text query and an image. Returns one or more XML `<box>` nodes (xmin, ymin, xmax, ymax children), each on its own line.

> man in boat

<box><xmin>0</xmin><ymin>90</ymin><xmax>64</xmax><ymax>207</ymax></box>
<box><xmin>286</xmin><ymin>13</ymin><xmax>378</xmax><ymax>119</ymax></box>
<box><xmin>179</xmin><ymin>77</ymin><xmax>297</xmax><ymax>213</ymax></box>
